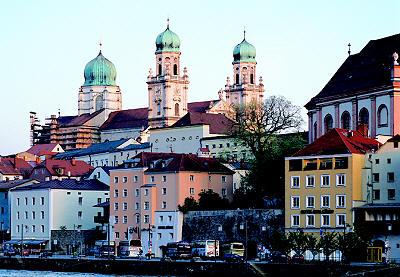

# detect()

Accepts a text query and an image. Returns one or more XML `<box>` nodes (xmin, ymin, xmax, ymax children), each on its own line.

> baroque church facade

<box><xmin>31</xmin><ymin>23</ymin><xmax>265</xmax><ymax>150</ymax></box>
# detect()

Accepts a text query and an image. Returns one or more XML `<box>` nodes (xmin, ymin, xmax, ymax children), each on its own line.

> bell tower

<box><xmin>147</xmin><ymin>21</ymin><xmax>189</xmax><ymax>127</ymax></box>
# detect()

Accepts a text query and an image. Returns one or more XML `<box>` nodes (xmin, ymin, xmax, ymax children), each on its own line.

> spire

<box><xmin>167</xmin><ymin>18</ymin><xmax>170</xmax><ymax>29</ymax></box>
<box><xmin>99</xmin><ymin>41</ymin><xmax>103</xmax><ymax>54</ymax></box>
<box><xmin>243</xmin><ymin>26</ymin><xmax>246</xmax><ymax>41</ymax></box>
<box><xmin>347</xmin><ymin>43</ymin><xmax>351</xmax><ymax>56</ymax></box>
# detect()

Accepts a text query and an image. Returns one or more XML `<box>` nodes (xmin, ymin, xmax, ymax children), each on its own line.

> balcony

<box><xmin>94</xmin><ymin>215</ymin><xmax>109</xmax><ymax>224</ymax></box>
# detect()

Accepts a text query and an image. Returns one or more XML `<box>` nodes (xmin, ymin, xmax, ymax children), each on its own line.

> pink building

<box><xmin>109</xmin><ymin>152</ymin><xmax>234</xmax><ymax>248</ymax></box>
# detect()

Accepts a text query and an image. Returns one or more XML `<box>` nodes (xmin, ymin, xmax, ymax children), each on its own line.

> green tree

<box><xmin>337</xmin><ymin>232</ymin><xmax>369</xmax><ymax>262</ymax></box>
<box><xmin>178</xmin><ymin>197</ymin><xmax>199</xmax><ymax>213</ymax></box>
<box><xmin>288</xmin><ymin>231</ymin><xmax>308</xmax><ymax>256</ymax></box>
<box><xmin>319</xmin><ymin>232</ymin><xmax>338</xmax><ymax>261</ymax></box>
<box><xmin>305</xmin><ymin>234</ymin><xmax>321</xmax><ymax>261</ymax></box>
<box><xmin>198</xmin><ymin>189</ymin><xmax>230</xmax><ymax>210</ymax></box>
<box><xmin>268</xmin><ymin>231</ymin><xmax>293</xmax><ymax>255</ymax></box>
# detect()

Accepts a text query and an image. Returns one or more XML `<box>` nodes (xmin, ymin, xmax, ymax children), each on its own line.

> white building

<box><xmin>141</xmin><ymin>210</ymin><xmax>183</xmax><ymax>258</ymax></box>
<box><xmin>9</xmin><ymin>179</ymin><xmax>109</xmax><ymax>249</ymax></box>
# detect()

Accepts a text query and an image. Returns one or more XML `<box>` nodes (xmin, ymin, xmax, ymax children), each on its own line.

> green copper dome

<box><xmin>83</xmin><ymin>51</ymin><xmax>117</xmax><ymax>86</ymax></box>
<box><xmin>155</xmin><ymin>25</ymin><xmax>181</xmax><ymax>54</ymax></box>
<box><xmin>233</xmin><ymin>39</ymin><xmax>256</xmax><ymax>63</ymax></box>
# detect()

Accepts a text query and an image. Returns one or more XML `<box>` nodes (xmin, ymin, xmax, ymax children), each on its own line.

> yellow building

<box><xmin>285</xmin><ymin>128</ymin><xmax>380</xmax><ymax>234</ymax></box>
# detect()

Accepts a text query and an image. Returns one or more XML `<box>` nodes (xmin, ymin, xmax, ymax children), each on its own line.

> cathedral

<box><xmin>31</xmin><ymin>23</ymin><xmax>265</xmax><ymax>150</ymax></box>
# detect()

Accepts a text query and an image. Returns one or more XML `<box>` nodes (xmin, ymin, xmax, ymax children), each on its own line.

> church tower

<box><xmin>225</xmin><ymin>32</ymin><xmax>264</xmax><ymax>106</ymax></box>
<box><xmin>78</xmin><ymin>46</ymin><xmax>122</xmax><ymax>120</ymax></box>
<box><xmin>147</xmin><ymin>21</ymin><xmax>189</xmax><ymax>128</ymax></box>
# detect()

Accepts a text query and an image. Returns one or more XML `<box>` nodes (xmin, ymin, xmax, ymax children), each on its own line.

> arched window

<box><xmin>157</xmin><ymin>102</ymin><xmax>161</xmax><ymax>116</ymax></box>
<box><xmin>324</xmin><ymin>114</ymin><xmax>333</xmax><ymax>133</ymax></box>
<box><xmin>173</xmin><ymin>64</ymin><xmax>178</xmax><ymax>75</ymax></box>
<box><xmin>313</xmin><ymin>122</ymin><xmax>318</xmax><ymax>141</ymax></box>
<box><xmin>158</xmin><ymin>64</ymin><xmax>162</xmax><ymax>76</ymax></box>
<box><xmin>235</xmin><ymin>74</ymin><xmax>239</xmax><ymax>84</ymax></box>
<box><xmin>377</xmin><ymin>104</ymin><xmax>388</xmax><ymax>127</ymax></box>
<box><xmin>359</xmin><ymin>108</ymin><xmax>369</xmax><ymax>125</ymax></box>
<box><xmin>174</xmin><ymin>103</ymin><xmax>179</xmax><ymax>116</ymax></box>
<box><xmin>341</xmin><ymin>111</ymin><xmax>351</xmax><ymax>130</ymax></box>
<box><xmin>95</xmin><ymin>95</ymin><xmax>103</xmax><ymax>111</ymax></box>
<box><xmin>250</xmin><ymin>74</ymin><xmax>254</xmax><ymax>84</ymax></box>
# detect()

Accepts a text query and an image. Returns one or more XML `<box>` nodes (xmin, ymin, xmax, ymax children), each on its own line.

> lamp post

<box><xmin>240</xmin><ymin>219</ymin><xmax>248</xmax><ymax>262</ymax></box>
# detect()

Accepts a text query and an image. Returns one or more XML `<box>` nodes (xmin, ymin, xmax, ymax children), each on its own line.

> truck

<box><xmin>94</xmin><ymin>240</ymin><xmax>115</xmax><ymax>258</ymax></box>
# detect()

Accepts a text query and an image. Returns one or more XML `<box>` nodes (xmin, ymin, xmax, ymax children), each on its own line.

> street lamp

<box><xmin>239</xmin><ymin>220</ymin><xmax>248</xmax><ymax>262</ymax></box>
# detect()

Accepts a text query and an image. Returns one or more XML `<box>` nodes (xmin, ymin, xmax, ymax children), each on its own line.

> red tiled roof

<box><xmin>58</xmin><ymin>109</ymin><xmax>104</xmax><ymax>127</ymax></box>
<box><xmin>306</xmin><ymin>34</ymin><xmax>400</xmax><ymax>109</ymax></box>
<box><xmin>127</xmin><ymin>152</ymin><xmax>234</xmax><ymax>174</ymax></box>
<box><xmin>99</xmin><ymin>100</ymin><xmax>220</xmax><ymax>131</ymax></box>
<box><xmin>293</xmin><ymin>128</ymin><xmax>381</xmax><ymax>156</ymax></box>
<box><xmin>0</xmin><ymin>157</ymin><xmax>33</xmax><ymax>176</ymax></box>
<box><xmin>41</xmin><ymin>159</ymin><xmax>93</xmax><ymax>177</ymax></box>
<box><xmin>171</xmin><ymin>112</ymin><xmax>235</xmax><ymax>134</ymax></box>
<box><xmin>26</xmin><ymin>143</ymin><xmax>60</xmax><ymax>156</ymax></box>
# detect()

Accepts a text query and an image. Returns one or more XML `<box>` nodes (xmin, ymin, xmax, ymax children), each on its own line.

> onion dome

<box><xmin>83</xmin><ymin>51</ymin><xmax>117</xmax><ymax>86</ymax></box>
<box><xmin>233</xmin><ymin>33</ymin><xmax>256</xmax><ymax>63</ymax></box>
<box><xmin>155</xmin><ymin>22</ymin><xmax>181</xmax><ymax>54</ymax></box>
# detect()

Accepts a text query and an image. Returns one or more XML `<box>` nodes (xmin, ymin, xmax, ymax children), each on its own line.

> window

<box><xmin>321</xmin><ymin>175</ymin><xmax>330</xmax><ymax>187</ymax></box>
<box><xmin>190</xmin><ymin>188</ymin><xmax>195</xmax><ymax>195</ymax></box>
<box><xmin>324</xmin><ymin>114</ymin><xmax>333</xmax><ymax>133</ymax></box>
<box><xmin>321</xmin><ymin>214</ymin><xmax>330</xmax><ymax>227</ymax></box>
<box><xmin>144</xmin><ymin>189</ymin><xmax>149</xmax><ymax>196</ymax></box>
<box><xmin>25</xmin><ymin>211</ymin><xmax>28</xmax><ymax>219</ymax></box>
<box><xmin>168</xmin><ymin>215</ymin><xmax>172</xmax><ymax>222</ymax></box>
<box><xmin>41</xmin><ymin>211</ymin><xmax>44</xmax><ymax>219</ymax></box>
<box><xmin>114</xmin><ymin>203</ymin><xmax>119</xmax><ymax>211</ymax></box>
<box><xmin>114</xmin><ymin>216</ymin><xmax>119</xmax><ymax>224</ymax></box>
<box><xmin>78</xmin><ymin>211</ymin><xmax>82</xmax><ymax>219</ymax></box>
<box><xmin>114</xmin><ymin>189</ymin><xmax>119</xmax><ymax>198</ymax></box>
<box><xmin>336</xmin><ymin>214</ymin><xmax>346</xmax><ymax>227</ymax></box>
<box><xmin>17</xmin><ymin>198</ymin><xmax>20</xmax><ymax>206</ymax></box>
<box><xmin>173</xmin><ymin>64</ymin><xmax>178</xmax><ymax>75</ymax></box>
<box><xmin>134</xmin><ymin>176</ymin><xmax>138</xmax><ymax>182</ymax></box>
<box><xmin>306</xmin><ymin>214</ymin><xmax>315</xmax><ymax>227</ymax></box>
<box><xmin>189</xmin><ymin>175</ymin><xmax>194</xmax><ymax>181</ymax></box>
<box><xmin>123</xmin><ymin>216</ymin><xmax>128</xmax><ymax>224</ymax></box>
<box><xmin>32</xmin><ymin>211</ymin><xmax>35</xmax><ymax>219</ymax></box>
<box><xmin>97</xmin><ymin>198</ymin><xmax>102</xmax><ymax>204</ymax></box>
<box><xmin>388</xmin><ymin>158</ymin><xmax>392</xmax><ymax>164</ymax></box>
<box><xmin>115</xmin><ymin>232</ymin><xmax>120</xmax><ymax>239</ymax></box>
<box><xmin>40</xmin><ymin>197</ymin><xmax>44</xmax><ymax>205</ymax></box>
<box><xmin>150</xmin><ymin>176</ymin><xmax>155</xmax><ymax>183</ymax></box>
<box><xmin>123</xmin><ymin>176</ymin><xmax>128</xmax><ymax>183</ymax></box>
<box><xmin>41</xmin><ymin>225</ymin><xmax>44</xmax><ymax>233</ymax></box>
<box><xmin>373</xmin><ymin>173</ymin><xmax>380</xmax><ymax>183</ymax></box>
<box><xmin>306</xmin><ymin>196</ymin><xmax>315</xmax><ymax>208</ymax></box>
<box><xmin>162</xmin><ymin>201</ymin><xmax>167</xmax><ymax>209</ymax></box>
<box><xmin>78</xmin><ymin>197</ymin><xmax>83</xmax><ymax>205</ymax></box>
<box><xmin>359</xmin><ymin>108</ymin><xmax>369</xmax><ymax>125</ymax></box>
<box><xmin>144</xmin><ymin>202</ymin><xmax>150</xmax><ymax>210</ymax></box>
<box><xmin>388</xmin><ymin>189</ymin><xmax>396</xmax><ymax>200</ymax></box>
<box><xmin>321</xmin><ymin>195</ymin><xmax>330</xmax><ymax>208</ymax></box>
<box><xmin>170</xmin><ymin>233</ymin><xmax>174</xmax><ymax>239</ymax></box>
<box><xmin>222</xmin><ymin>188</ymin><xmax>227</xmax><ymax>196</ymax></box>
<box><xmin>219</xmin><ymin>144</ymin><xmax>223</xmax><ymax>148</ymax></box>
<box><xmin>158</xmin><ymin>233</ymin><xmax>162</xmax><ymax>240</ymax></box>
<box><xmin>144</xmin><ymin>215</ymin><xmax>149</xmax><ymax>223</ymax></box>
<box><xmin>336</xmin><ymin>195</ymin><xmax>346</xmax><ymax>208</ymax></box>
<box><xmin>135</xmin><ymin>188</ymin><xmax>139</xmax><ymax>197</ymax></box>
<box><xmin>375</xmin><ymin>159</ymin><xmax>380</xmax><ymax>164</ymax></box>
<box><xmin>235</xmin><ymin>73</ymin><xmax>239</xmax><ymax>84</ymax></box>
<box><xmin>162</xmin><ymin>188</ymin><xmax>167</xmax><ymax>195</ymax></box>
<box><xmin>123</xmin><ymin>189</ymin><xmax>128</xmax><ymax>197</ymax></box>
<box><xmin>377</xmin><ymin>104</ymin><xmax>388</xmax><ymax>127</ymax></box>
<box><xmin>336</xmin><ymin>174</ymin><xmax>346</xmax><ymax>186</ymax></box>
<box><xmin>226</xmin><ymin>143</ymin><xmax>230</xmax><ymax>148</ymax></box>
<box><xmin>222</xmin><ymin>176</ymin><xmax>227</xmax><ymax>183</ymax></box>
<box><xmin>17</xmin><ymin>212</ymin><xmax>20</xmax><ymax>219</ymax></box>
<box><xmin>123</xmin><ymin>202</ymin><xmax>128</xmax><ymax>210</ymax></box>
<box><xmin>291</xmin><ymin>215</ymin><xmax>300</xmax><ymax>227</ymax></box>
<box><xmin>291</xmin><ymin>196</ymin><xmax>300</xmax><ymax>209</ymax></box>
<box><xmin>25</xmin><ymin>197</ymin><xmax>28</xmax><ymax>205</ymax></box>
<box><xmin>157</xmin><ymin>102</ymin><xmax>161</xmax><ymax>115</ymax></box>
<box><xmin>135</xmin><ymin>202</ymin><xmax>139</xmax><ymax>210</ymax></box>
<box><xmin>341</xmin><ymin>111</ymin><xmax>351</xmax><ymax>130</ymax></box>
<box><xmin>16</xmin><ymin>225</ymin><xmax>20</xmax><ymax>233</ymax></box>
<box><xmin>291</xmin><ymin>176</ymin><xmax>300</xmax><ymax>188</ymax></box>
<box><xmin>32</xmin><ymin>225</ymin><xmax>36</xmax><ymax>233</ymax></box>
<box><xmin>162</xmin><ymin>176</ymin><xmax>167</xmax><ymax>182</ymax></box>
<box><xmin>388</xmin><ymin>172</ymin><xmax>395</xmax><ymax>182</ymax></box>
<box><xmin>174</xmin><ymin>103</ymin><xmax>179</xmax><ymax>116</ymax></box>
<box><xmin>135</xmin><ymin>214</ymin><xmax>140</xmax><ymax>224</ymax></box>
<box><xmin>32</xmin><ymin>197</ymin><xmax>35</xmax><ymax>205</ymax></box>
<box><xmin>395</xmin><ymin>141</ymin><xmax>399</xmax><ymax>148</ymax></box>
<box><xmin>306</xmin><ymin>175</ymin><xmax>315</xmax><ymax>187</ymax></box>
<box><xmin>114</xmin><ymin>177</ymin><xmax>119</xmax><ymax>183</ymax></box>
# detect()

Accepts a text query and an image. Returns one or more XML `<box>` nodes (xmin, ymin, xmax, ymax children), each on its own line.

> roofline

<box><xmin>285</xmin><ymin>153</ymin><xmax>353</xmax><ymax>160</ymax></box>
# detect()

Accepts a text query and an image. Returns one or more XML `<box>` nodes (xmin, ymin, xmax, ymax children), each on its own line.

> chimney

<box><xmin>68</xmin><ymin>171</ymin><xmax>71</xmax><ymax>178</ymax></box>
<box><xmin>71</xmin><ymin>158</ymin><xmax>76</xmax><ymax>166</ymax></box>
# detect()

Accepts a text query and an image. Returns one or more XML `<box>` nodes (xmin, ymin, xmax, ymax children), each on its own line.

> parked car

<box><xmin>223</xmin><ymin>253</ymin><xmax>244</xmax><ymax>263</ymax></box>
<box><xmin>270</xmin><ymin>251</ymin><xmax>290</xmax><ymax>263</ymax></box>
<box><xmin>21</xmin><ymin>249</ymin><xmax>30</xmax><ymax>256</ymax></box>
<box><xmin>291</xmin><ymin>254</ymin><xmax>304</xmax><ymax>264</ymax></box>
<box><xmin>3</xmin><ymin>249</ymin><xmax>17</xmax><ymax>257</ymax></box>
<box><xmin>39</xmin><ymin>250</ymin><xmax>53</xmax><ymax>258</ymax></box>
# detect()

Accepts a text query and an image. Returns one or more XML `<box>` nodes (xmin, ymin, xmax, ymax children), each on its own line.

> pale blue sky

<box><xmin>1</xmin><ymin>0</ymin><xmax>399</xmax><ymax>155</ymax></box>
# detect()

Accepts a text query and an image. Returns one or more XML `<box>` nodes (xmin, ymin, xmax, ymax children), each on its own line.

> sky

<box><xmin>1</xmin><ymin>0</ymin><xmax>399</xmax><ymax>155</ymax></box>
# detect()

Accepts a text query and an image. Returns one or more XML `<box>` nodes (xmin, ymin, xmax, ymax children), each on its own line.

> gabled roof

<box><xmin>187</xmin><ymin>100</ymin><xmax>218</xmax><ymax>113</ymax></box>
<box><xmin>0</xmin><ymin>179</ymin><xmax>38</xmax><ymax>191</ymax></box>
<box><xmin>171</xmin><ymin>112</ymin><xmax>235</xmax><ymax>134</ymax></box>
<box><xmin>0</xmin><ymin>157</ymin><xmax>33</xmax><ymax>176</ymax></box>
<box><xmin>293</xmin><ymin>128</ymin><xmax>381</xmax><ymax>156</ymax></box>
<box><xmin>12</xmin><ymin>179</ymin><xmax>108</xmax><ymax>191</ymax></box>
<box><xmin>35</xmin><ymin>159</ymin><xmax>93</xmax><ymax>177</ymax></box>
<box><xmin>123</xmin><ymin>152</ymin><xmax>234</xmax><ymax>174</ymax></box>
<box><xmin>58</xmin><ymin>109</ymin><xmax>104</xmax><ymax>127</ymax></box>
<box><xmin>306</xmin><ymin>34</ymin><xmax>400</xmax><ymax>109</ymax></box>
<box><xmin>26</xmin><ymin>143</ymin><xmax>61</xmax><ymax>156</ymax></box>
